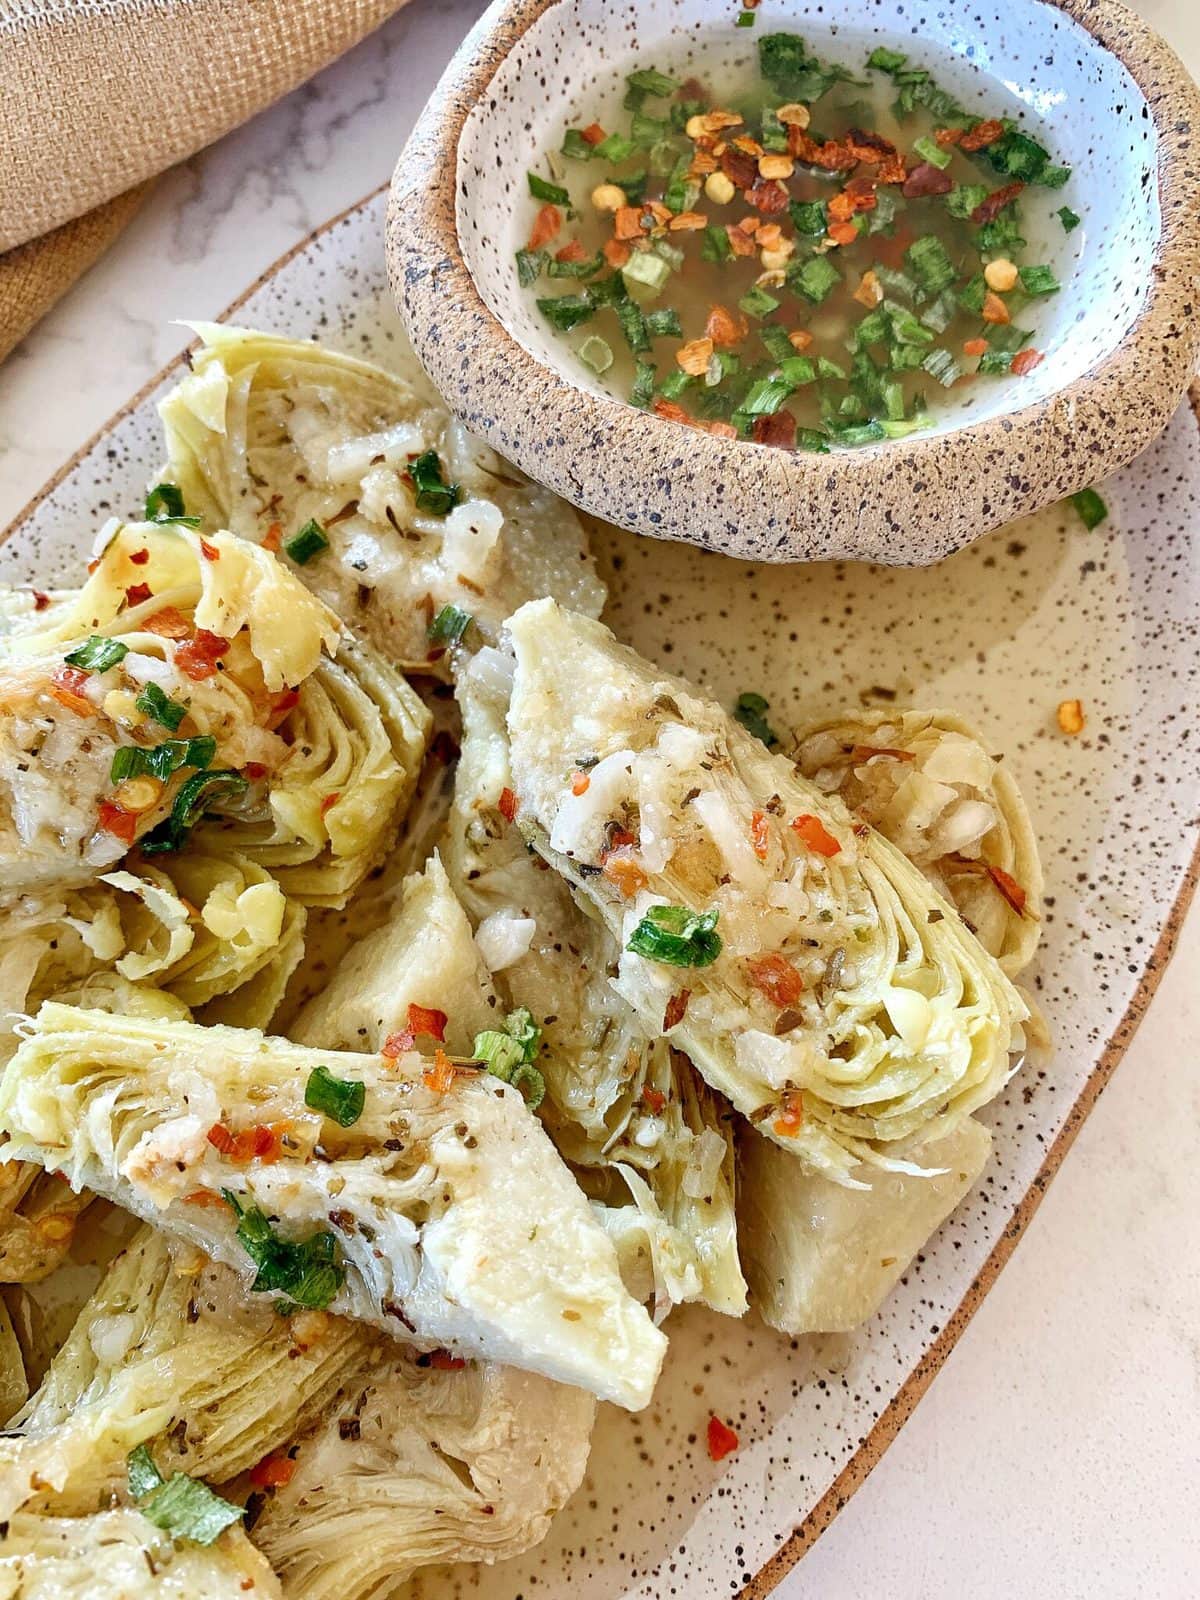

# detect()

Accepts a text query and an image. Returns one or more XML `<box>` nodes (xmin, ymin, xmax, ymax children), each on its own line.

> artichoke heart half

<box><xmin>0</xmin><ymin>1003</ymin><xmax>664</xmax><ymax>1410</ymax></box>
<box><xmin>505</xmin><ymin>600</ymin><xmax>1028</xmax><ymax>1187</ymax></box>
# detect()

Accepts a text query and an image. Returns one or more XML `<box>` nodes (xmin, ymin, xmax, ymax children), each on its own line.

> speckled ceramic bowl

<box><xmin>387</xmin><ymin>0</ymin><xmax>1200</xmax><ymax>564</ymax></box>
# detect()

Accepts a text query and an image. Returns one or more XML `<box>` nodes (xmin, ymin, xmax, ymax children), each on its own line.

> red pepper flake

<box><xmin>963</xmin><ymin>337</ymin><xmax>989</xmax><ymax>358</ymax></box>
<box><xmin>125</xmin><ymin>583</ymin><xmax>152</xmax><ymax>607</ymax></box>
<box><xmin>320</xmin><ymin>792</ymin><xmax>341</xmax><ymax>815</ymax></box>
<box><xmin>199</xmin><ymin>538</ymin><xmax>220</xmax><ymax>561</ymax></box>
<box><xmin>652</xmin><ymin>398</ymin><xmax>692</xmax><ymax>425</ymax></box>
<box><xmin>498</xmin><ymin>786</ymin><xmax>518</xmax><ymax>823</ymax></box>
<box><xmin>746</xmin><ymin>953</ymin><xmax>805</xmax><ymax>1007</ymax></box>
<box><xmin>527</xmin><ymin>203</ymin><xmax>562</xmax><ymax>250</ymax></box>
<box><xmin>970</xmin><ymin>181</ymin><xmax>1025</xmax><ymax>226</ymax></box>
<box><xmin>49</xmin><ymin>665</ymin><xmax>94</xmax><ymax>717</ymax></box>
<box><xmin>208</xmin><ymin>1122</ymin><xmax>287</xmax><ymax>1163</ymax></box>
<box><xmin>262</xmin><ymin>522</ymin><xmax>283</xmax><ymax>554</ymax></box>
<box><xmin>705</xmin><ymin>304</ymin><xmax>748</xmax><ymax>348</ymax></box>
<box><xmin>422</xmin><ymin>1048</ymin><xmax>457</xmax><ymax>1095</ymax></box>
<box><xmin>791</xmin><ymin>813</ymin><xmax>841</xmax><ymax>857</ymax></box>
<box><xmin>555</xmin><ymin>238</ymin><xmax>588</xmax><ymax>264</ymax></box>
<box><xmin>960</xmin><ymin>118</ymin><xmax>1004</xmax><ymax>152</ymax></box>
<box><xmin>175</xmin><ymin>629</ymin><xmax>230</xmax><ymax>681</ymax></box>
<box><xmin>706</xmin><ymin>1416</ymin><xmax>739</xmax><ymax>1462</ymax></box>
<box><xmin>142</xmin><ymin>606</ymin><xmax>191</xmax><ymax>639</ymax></box>
<box><xmin>267</xmin><ymin>687</ymin><xmax>299</xmax><ymax>729</ymax></box>
<box><xmin>772</xmin><ymin>1090</ymin><xmax>805</xmax><ymax>1139</ymax></box>
<box><xmin>987</xmin><ymin>864</ymin><xmax>1029</xmax><ymax>917</ymax></box>
<box><xmin>581</xmin><ymin>122</ymin><xmax>606</xmax><ymax>146</ymax></box>
<box><xmin>249</xmin><ymin>1453</ymin><xmax>297</xmax><ymax>1490</ymax></box>
<box><xmin>243</xmin><ymin>762</ymin><xmax>268</xmax><ymax>780</ymax></box>
<box><xmin>206</xmin><ymin>1123</ymin><xmax>236</xmax><ymax>1156</ymax></box>
<box><xmin>429</xmin><ymin>1349</ymin><xmax>467</xmax><ymax>1370</ymax></box>
<box><xmin>603</xmin><ymin>851</ymin><xmax>649</xmax><ymax>898</ymax></box>
<box><xmin>381</xmin><ymin>1029</ymin><xmax>415</xmax><ymax>1059</ymax></box>
<box><xmin>1011</xmin><ymin>348</ymin><xmax>1044</xmax><ymax>376</ymax></box>
<box><xmin>570</xmin><ymin>769</ymin><xmax>591</xmax><ymax>796</ymax></box>
<box><xmin>128</xmin><ymin>548</ymin><xmax>150</xmax><ymax>566</ymax></box>
<box><xmin>183</xmin><ymin>1189</ymin><xmax>227</xmax><ymax>1208</ymax></box>
<box><xmin>662</xmin><ymin>990</ymin><xmax>691</xmax><ymax>1032</ymax></box>
<box><xmin>827</xmin><ymin>219</ymin><xmax>859</xmax><ymax>247</ymax></box>
<box><xmin>32</xmin><ymin>590</ymin><xmax>50</xmax><ymax>611</ymax></box>
<box><xmin>751</xmin><ymin>410</ymin><xmax>796</xmax><ymax>450</ymax></box>
<box><xmin>641</xmin><ymin>1085</ymin><xmax>668</xmax><ymax>1114</ymax></box>
<box><xmin>408</xmin><ymin>1003</ymin><xmax>448</xmax><ymax>1043</ymax></box>
<box><xmin>749</xmin><ymin>809</ymin><xmax>770</xmax><ymax>860</ymax></box>
<box><xmin>97</xmin><ymin>799</ymin><xmax>139</xmax><ymax>844</ymax></box>
<box><xmin>902</xmin><ymin>162</ymin><xmax>954</xmax><ymax>199</ymax></box>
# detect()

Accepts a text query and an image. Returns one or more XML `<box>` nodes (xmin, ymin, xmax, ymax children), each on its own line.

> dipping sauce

<box><xmin>520</xmin><ymin>30</ymin><xmax>1080</xmax><ymax>450</ymax></box>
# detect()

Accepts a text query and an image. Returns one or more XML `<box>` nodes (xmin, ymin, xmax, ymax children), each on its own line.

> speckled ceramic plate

<box><xmin>4</xmin><ymin>189</ymin><xmax>1198</xmax><ymax>1599</ymax></box>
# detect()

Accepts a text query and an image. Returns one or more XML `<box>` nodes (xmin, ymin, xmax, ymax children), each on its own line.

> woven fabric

<box><xmin>0</xmin><ymin>0</ymin><xmax>407</xmax><ymax>356</ymax></box>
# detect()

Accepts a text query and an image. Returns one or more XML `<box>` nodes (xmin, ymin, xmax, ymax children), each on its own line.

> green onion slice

<box><xmin>64</xmin><ymin>635</ymin><xmax>128</xmax><ymax>673</ymax></box>
<box><xmin>139</xmin><ymin>768</ymin><xmax>248</xmax><ymax>855</ymax></box>
<box><xmin>428</xmin><ymin>604</ymin><xmax>472</xmax><ymax>645</ymax></box>
<box><xmin>110</xmin><ymin>736</ymin><xmax>215</xmax><ymax>785</ymax></box>
<box><xmin>145</xmin><ymin>483</ymin><xmax>201</xmax><ymax>527</ymax></box>
<box><xmin>527</xmin><ymin>172</ymin><xmax>570</xmax><ymax>206</ymax></box>
<box><xmin>1070</xmin><ymin>487</ymin><xmax>1108</xmax><ymax>530</ymax></box>
<box><xmin>733</xmin><ymin>691</ymin><xmax>779</xmax><ymax>747</ymax></box>
<box><xmin>224</xmin><ymin>1189</ymin><xmax>345</xmax><ymax>1309</ymax></box>
<box><xmin>127</xmin><ymin>1447</ymin><xmax>242</xmax><ymax>1547</ymax></box>
<box><xmin>135</xmin><ymin>681</ymin><xmax>188</xmax><ymax>731</ymax></box>
<box><xmin>627</xmin><ymin>904</ymin><xmax>722</xmax><ymax>968</ymax></box>
<box><xmin>305</xmin><ymin>1064</ymin><xmax>366</xmax><ymax>1127</ymax></box>
<box><xmin>284</xmin><ymin>519</ymin><xmax>329</xmax><ymax>565</ymax></box>
<box><xmin>410</xmin><ymin>451</ymin><xmax>463</xmax><ymax>517</ymax></box>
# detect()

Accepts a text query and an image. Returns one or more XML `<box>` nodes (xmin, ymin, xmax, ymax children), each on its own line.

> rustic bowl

<box><xmin>387</xmin><ymin>0</ymin><xmax>1200</xmax><ymax>565</ymax></box>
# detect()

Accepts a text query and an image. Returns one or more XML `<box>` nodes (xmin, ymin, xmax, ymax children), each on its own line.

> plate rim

<box><xmin>4</xmin><ymin>183</ymin><xmax>1197</xmax><ymax>1598</ymax></box>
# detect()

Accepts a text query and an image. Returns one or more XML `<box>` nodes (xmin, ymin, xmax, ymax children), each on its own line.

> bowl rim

<box><xmin>388</xmin><ymin>0</ymin><xmax>1200</xmax><ymax>565</ymax></box>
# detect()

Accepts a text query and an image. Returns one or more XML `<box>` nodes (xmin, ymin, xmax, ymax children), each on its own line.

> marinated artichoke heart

<box><xmin>0</xmin><ymin>1225</ymin><xmax>375</xmax><ymax>1519</ymax></box>
<box><xmin>737</xmin><ymin>1117</ymin><xmax>992</xmax><ymax>1334</ymax></box>
<box><xmin>506</xmin><ymin>600</ymin><xmax>1028</xmax><ymax>1186</ymax></box>
<box><xmin>157</xmin><ymin>323</ymin><xmax>606</xmax><ymax>668</ymax></box>
<box><xmin>441</xmin><ymin>646</ymin><xmax>746</xmax><ymax>1317</ymax></box>
<box><xmin>0</xmin><ymin>522</ymin><xmax>339</xmax><ymax>901</ymax></box>
<box><xmin>797</xmin><ymin>707</ymin><xmax>1042</xmax><ymax>976</ymax></box>
<box><xmin>253</xmin><ymin>1353</ymin><xmax>593</xmax><ymax>1600</ymax></box>
<box><xmin>0</xmin><ymin>1004</ymin><xmax>665</xmax><ymax>1409</ymax></box>
<box><xmin>0</xmin><ymin>1511</ymin><xmax>281</xmax><ymax>1599</ymax></box>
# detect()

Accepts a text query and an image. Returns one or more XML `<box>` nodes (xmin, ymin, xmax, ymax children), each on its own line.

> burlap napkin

<box><xmin>0</xmin><ymin>0</ymin><xmax>411</xmax><ymax>361</ymax></box>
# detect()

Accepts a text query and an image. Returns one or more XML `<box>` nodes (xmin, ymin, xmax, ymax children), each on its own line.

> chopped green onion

<box><xmin>305</xmin><ymin>1064</ymin><xmax>366</xmax><ymax>1127</ymax></box>
<box><xmin>649</xmin><ymin>138</ymin><xmax>683</xmax><ymax>176</ymax></box>
<box><xmin>792</xmin><ymin>256</ymin><xmax>840</xmax><ymax>304</ymax></box>
<box><xmin>759</xmin><ymin>325</ymin><xmax>795</xmax><ymax>363</ymax></box>
<box><xmin>853</xmin><ymin>307</ymin><xmax>890</xmax><ymax>349</ymax></box>
<box><xmin>64</xmin><ymin>635</ymin><xmax>128</xmax><ymax>673</ymax></box>
<box><xmin>789</xmin><ymin>199</ymin><xmax>828</xmax><ymax>237</ymax></box>
<box><xmin>127</xmin><ymin>1445</ymin><xmax>164</xmax><ymax>1501</ymax></box>
<box><xmin>867</xmin><ymin>45</ymin><xmax>908</xmax><ymax>72</ymax></box>
<box><xmin>411</xmin><ymin>451</ymin><xmax>463</xmax><ymax>516</ymax></box>
<box><xmin>596</xmin><ymin>132</ymin><xmax>636</xmax><ymax>164</ymax></box>
<box><xmin>224</xmin><ymin>1190</ymin><xmax>344</xmax><ymax>1309</ymax></box>
<box><xmin>537</xmin><ymin>294</ymin><xmax>595</xmax><ymax>332</ymax></box>
<box><xmin>1056</xmin><ymin>205</ymin><xmax>1081</xmax><ymax>233</ymax></box>
<box><xmin>912</xmin><ymin>135</ymin><xmax>952</xmax><ymax>169</ymax></box>
<box><xmin>527</xmin><ymin>172</ymin><xmax>570</xmax><ymax>206</ymax></box>
<box><xmin>958</xmin><ymin>273</ymin><xmax>987</xmax><ymax>313</ymax></box>
<box><xmin>515</xmin><ymin>248</ymin><xmax>548</xmax><ymax>287</ymax></box>
<box><xmin>615</xmin><ymin>297</ymin><xmax>651</xmax><ymax>355</ymax></box>
<box><xmin>110</xmin><ymin>736</ymin><xmax>215</xmax><ymax>785</ymax></box>
<box><xmin>626</xmin><ymin>66</ymin><xmax>679</xmax><ymax>97</ymax></box>
<box><xmin>1039</xmin><ymin>164</ymin><xmax>1072</xmax><ymax>189</ymax></box>
<box><xmin>145</xmin><ymin>483</ymin><xmax>201</xmax><ymax>528</ymax></box>
<box><xmin>472</xmin><ymin>1030</ymin><xmax>526</xmax><ymax>1080</ymax></box>
<box><xmin>829</xmin><ymin>418</ymin><xmax>886</xmax><ymax>445</ymax></box>
<box><xmin>976</xmin><ymin>213</ymin><xmax>1026</xmax><ymax>254</ymax></box>
<box><xmin>284</xmin><ymin>518</ymin><xmax>329</xmax><ymax>565</ymax></box>
<box><xmin>428</xmin><ymin>604</ymin><xmax>473</xmax><ymax>645</ymax></box>
<box><xmin>578</xmin><ymin>335</ymin><xmax>614</xmax><ymax>373</ymax></box>
<box><xmin>1070</xmin><ymin>487</ymin><xmax>1108</xmax><ymax>530</ymax></box>
<box><xmin>548</xmin><ymin>250</ymin><xmax>603</xmax><ymax>279</ymax></box>
<box><xmin>816</xmin><ymin>356</ymin><xmax>845</xmax><ymax>380</ymax></box>
<box><xmin>796</xmin><ymin>428</ymin><xmax>831</xmax><ymax>452</ymax></box>
<box><xmin>658</xmin><ymin>370</ymin><xmax>694</xmax><ymax>401</ymax></box>
<box><xmin>945</xmin><ymin>183</ymin><xmax>989</xmax><ymax>220</ymax></box>
<box><xmin>981</xmin><ymin>128</ymin><xmax>1054</xmax><ymax>183</ymax></box>
<box><xmin>779</xmin><ymin>354</ymin><xmax>816</xmax><ymax>386</ymax></box>
<box><xmin>473</xmin><ymin>1007</ymin><xmax>544</xmax><ymax>1108</ymax></box>
<box><xmin>733</xmin><ymin>691</ymin><xmax>778</xmax><ymax>747</ymax></box>
<box><xmin>921</xmin><ymin>348</ymin><xmax>961</xmax><ymax>387</ymax></box>
<box><xmin>135</xmin><ymin>681</ymin><xmax>187</xmax><ymax>732</ymax></box>
<box><xmin>736</xmin><ymin>10</ymin><xmax>756</xmax><ymax>25</ymax></box>
<box><xmin>986</xmin><ymin>321</ymin><xmax>1033</xmax><ymax>354</ymax></box>
<box><xmin>622</xmin><ymin>250</ymin><xmax>671</xmax><ymax>292</ymax></box>
<box><xmin>139</xmin><ymin>769</ymin><xmax>248</xmax><ymax>855</ymax></box>
<box><xmin>645</xmin><ymin>307</ymin><xmax>682</xmax><ymax>338</ymax></box>
<box><xmin>706</xmin><ymin>350</ymin><xmax>741</xmax><ymax>387</ymax></box>
<box><xmin>739</xmin><ymin>285</ymin><xmax>781</xmax><ymax>320</ymax></box>
<box><xmin>631</xmin><ymin>111</ymin><xmax>668</xmax><ymax>149</ymax></box>
<box><xmin>919</xmin><ymin>290</ymin><xmax>958</xmax><ymax>335</ymax></box>
<box><xmin>127</xmin><ymin>1448</ymin><xmax>243</xmax><ymax>1547</ymax></box>
<box><xmin>561</xmin><ymin>129</ymin><xmax>594</xmax><ymax>161</ymax></box>
<box><xmin>630</xmin><ymin>361</ymin><xmax>657</xmax><ymax>408</ymax></box>
<box><xmin>976</xmin><ymin>349</ymin><xmax>1013</xmax><ymax>374</ymax></box>
<box><xmin>738</xmin><ymin>374</ymin><xmax>795</xmax><ymax>417</ymax></box>
<box><xmin>509</xmin><ymin>1062</ymin><xmax>546</xmax><ymax>1108</ymax></box>
<box><xmin>904</xmin><ymin>236</ymin><xmax>957</xmax><ymax>296</ymax></box>
<box><xmin>1018</xmin><ymin>264</ymin><xmax>1060</xmax><ymax>297</ymax></box>
<box><xmin>702</xmin><ymin>224</ymin><xmax>734</xmax><ymax>263</ymax></box>
<box><xmin>627</xmin><ymin>904</ymin><xmax>722</xmax><ymax>968</ymax></box>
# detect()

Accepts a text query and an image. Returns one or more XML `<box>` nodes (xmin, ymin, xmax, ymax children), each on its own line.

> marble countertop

<box><xmin>1</xmin><ymin>1</ymin><xmax>1196</xmax><ymax>1594</ymax></box>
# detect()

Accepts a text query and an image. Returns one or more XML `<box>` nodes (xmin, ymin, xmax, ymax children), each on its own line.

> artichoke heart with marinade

<box><xmin>0</xmin><ymin>1004</ymin><xmax>665</xmax><ymax>1410</ymax></box>
<box><xmin>505</xmin><ymin>600</ymin><xmax>1028</xmax><ymax>1187</ymax></box>
<box><xmin>157</xmin><ymin>323</ymin><xmax>607</xmax><ymax>668</ymax></box>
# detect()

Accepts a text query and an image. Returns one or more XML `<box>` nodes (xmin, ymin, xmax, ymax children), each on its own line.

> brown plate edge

<box><xmin>3</xmin><ymin>183</ymin><xmax>1198</xmax><ymax>1599</ymax></box>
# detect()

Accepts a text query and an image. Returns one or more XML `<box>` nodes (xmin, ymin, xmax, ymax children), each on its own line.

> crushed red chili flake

<box><xmin>772</xmin><ymin>1090</ymin><xmax>805</xmax><ymax>1139</ymax></box>
<box><xmin>706</xmin><ymin>1416</ymin><xmax>739</xmax><ymax>1462</ymax></box>
<box><xmin>97</xmin><ymin>799</ymin><xmax>139</xmax><ymax>844</ymax></box>
<box><xmin>208</xmin><ymin>1122</ymin><xmax>287</xmax><ymax>1163</ymax></box>
<box><xmin>32</xmin><ymin>590</ymin><xmax>51</xmax><ymax>611</ymax></box>
<box><xmin>320</xmin><ymin>792</ymin><xmax>341</xmax><ymax>815</ymax></box>
<box><xmin>570</xmin><ymin>769</ymin><xmax>591</xmax><ymax>796</ymax></box>
<box><xmin>429</xmin><ymin>1349</ymin><xmax>467</xmax><ymax>1370</ymax></box>
<box><xmin>408</xmin><ymin>1003</ymin><xmax>448</xmax><ymax>1042</ymax></box>
<box><xmin>243</xmin><ymin>762</ymin><xmax>268</xmax><ymax>780</ymax></box>
<box><xmin>555</xmin><ymin>238</ymin><xmax>588</xmax><ymax>264</ymax></box>
<box><xmin>142</xmin><ymin>606</ymin><xmax>191</xmax><ymax>639</ymax></box>
<box><xmin>662</xmin><ymin>990</ymin><xmax>691</xmax><ymax>1031</ymax></box>
<box><xmin>381</xmin><ymin>1029</ymin><xmax>415</xmax><ymax>1059</ymax></box>
<box><xmin>124</xmin><ymin>583</ymin><xmax>152</xmax><ymax>607</ymax></box>
<box><xmin>641</xmin><ymin>1084</ymin><xmax>667</xmax><ymax>1114</ymax></box>
<box><xmin>128</xmin><ymin>548</ymin><xmax>150</xmax><ymax>565</ymax></box>
<box><xmin>498</xmin><ymin>786</ymin><xmax>518</xmax><ymax>822</ymax></box>
<box><xmin>175</xmin><ymin>629</ymin><xmax>230</xmax><ymax>681</ymax></box>
<box><xmin>987</xmin><ymin>864</ymin><xmax>1030</xmax><ymax>917</ymax></box>
<box><xmin>527</xmin><ymin>203</ymin><xmax>562</xmax><ymax>250</ymax></box>
<box><xmin>1011</xmin><ymin>348</ymin><xmax>1044</xmax><ymax>376</ymax></box>
<box><xmin>49</xmin><ymin>665</ymin><xmax>94</xmax><ymax>717</ymax></box>
<box><xmin>199</xmin><ymin>538</ymin><xmax>220</xmax><ymax>561</ymax></box>
<box><xmin>262</xmin><ymin>522</ymin><xmax>283</xmax><ymax>554</ymax></box>
<box><xmin>746</xmin><ymin>953</ymin><xmax>805</xmax><ymax>1008</ymax></box>
<box><xmin>422</xmin><ymin>1048</ymin><xmax>457</xmax><ymax>1095</ymax></box>
<box><xmin>971</xmin><ymin>181</ymin><xmax>1025</xmax><ymax>225</ymax></box>
<box><xmin>249</xmin><ymin>1453</ymin><xmax>297</xmax><ymax>1490</ymax></box>
<box><xmin>749</xmin><ymin>809</ymin><xmax>771</xmax><ymax>859</ymax></box>
<box><xmin>791</xmin><ymin>813</ymin><xmax>842</xmax><ymax>857</ymax></box>
<box><xmin>183</xmin><ymin>1189</ymin><xmax>227</xmax><ymax>1208</ymax></box>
